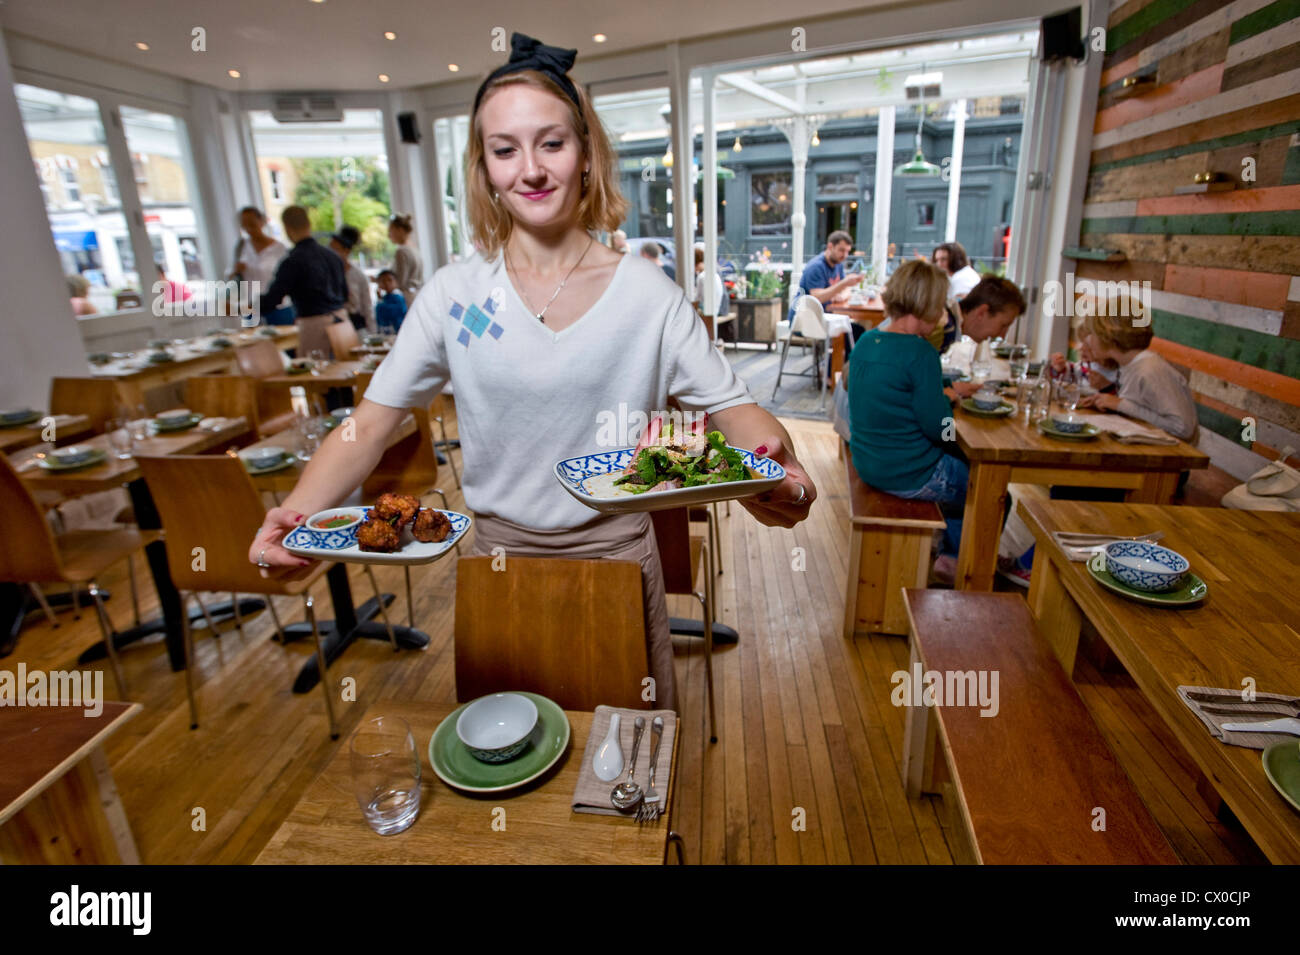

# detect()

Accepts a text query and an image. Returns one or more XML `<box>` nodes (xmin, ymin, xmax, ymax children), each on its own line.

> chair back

<box><xmin>184</xmin><ymin>374</ymin><xmax>259</xmax><ymax>425</ymax></box>
<box><xmin>326</xmin><ymin>321</ymin><xmax>361</xmax><ymax>359</ymax></box>
<box><xmin>792</xmin><ymin>294</ymin><xmax>827</xmax><ymax>338</ymax></box>
<box><xmin>0</xmin><ymin>455</ymin><xmax>67</xmax><ymax>583</ymax></box>
<box><xmin>454</xmin><ymin>555</ymin><xmax>650</xmax><ymax>711</ymax></box>
<box><xmin>134</xmin><ymin>453</ymin><xmax>298</xmax><ymax>594</ymax></box>
<box><xmin>49</xmin><ymin>376</ymin><xmax>120</xmax><ymax>434</ymax></box>
<box><xmin>235</xmin><ymin>339</ymin><xmax>285</xmax><ymax>378</ymax></box>
<box><xmin>362</xmin><ymin>403</ymin><xmax>439</xmax><ymax>498</ymax></box>
<box><xmin>650</xmin><ymin>508</ymin><xmax>697</xmax><ymax>595</ymax></box>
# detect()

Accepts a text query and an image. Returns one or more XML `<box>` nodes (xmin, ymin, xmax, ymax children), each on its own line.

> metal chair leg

<box><xmin>364</xmin><ymin>566</ymin><xmax>398</xmax><ymax>651</ymax></box>
<box><xmin>771</xmin><ymin>335</ymin><xmax>793</xmax><ymax>399</ymax></box>
<box><xmin>126</xmin><ymin>554</ymin><xmax>141</xmax><ymax>627</ymax></box>
<box><xmin>69</xmin><ymin>581</ymin><xmax>81</xmax><ymax>620</ymax></box>
<box><xmin>29</xmin><ymin>584</ymin><xmax>58</xmax><ymax>628</ymax></box>
<box><xmin>87</xmin><ymin>580</ymin><xmax>127</xmax><ymax>700</ymax></box>
<box><xmin>230</xmin><ymin>592</ymin><xmax>244</xmax><ymax>637</ymax></box>
<box><xmin>266</xmin><ymin>597</ymin><xmax>286</xmax><ymax>643</ymax></box>
<box><xmin>709</xmin><ymin>503</ymin><xmax>721</xmax><ymax>576</ymax></box>
<box><xmin>192</xmin><ymin>592</ymin><xmax>221</xmax><ymax>636</ymax></box>
<box><xmin>697</xmin><ymin>541</ymin><xmax>717</xmax><ymax>744</ymax></box>
<box><xmin>434</xmin><ymin>489</ymin><xmax>461</xmax><ymax>555</ymax></box>
<box><xmin>302</xmin><ymin>595</ymin><xmax>339</xmax><ymax>740</ymax></box>
<box><xmin>404</xmin><ymin>566</ymin><xmax>414</xmax><ymax>629</ymax></box>
<box><xmin>179</xmin><ymin>592</ymin><xmax>199</xmax><ymax>729</ymax></box>
<box><xmin>436</xmin><ymin>414</ymin><xmax>461</xmax><ymax>489</ymax></box>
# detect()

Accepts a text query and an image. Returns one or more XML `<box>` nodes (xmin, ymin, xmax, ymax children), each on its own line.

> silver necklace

<box><xmin>506</xmin><ymin>238</ymin><xmax>594</xmax><ymax>323</ymax></box>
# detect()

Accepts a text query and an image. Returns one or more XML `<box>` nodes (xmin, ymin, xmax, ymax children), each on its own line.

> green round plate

<box><xmin>243</xmin><ymin>454</ymin><xmax>298</xmax><ymax>475</ymax></box>
<box><xmin>1037</xmin><ymin>418</ymin><xmax>1101</xmax><ymax>441</ymax></box>
<box><xmin>960</xmin><ymin>398</ymin><xmax>1015</xmax><ymax>417</ymax></box>
<box><xmin>428</xmin><ymin>692</ymin><xmax>570</xmax><ymax>793</ymax></box>
<box><xmin>0</xmin><ymin>410</ymin><xmax>42</xmax><ymax>428</ymax></box>
<box><xmin>1086</xmin><ymin>552</ymin><xmax>1208</xmax><ymax>606</ymax></box>
<box><xmin>151</xmin><ymin>413</ymin><xmax>203</xmax><ymax>433</ymax></box>
<box><xmin>37</xmin><ymin>448</ymin><xmax>108</xmax><ymax>471</ymax></box>
<box><xmin>1262</xmin><ymin>741</ymin><xmax>1300</xmax><ymax>813</ymax></box>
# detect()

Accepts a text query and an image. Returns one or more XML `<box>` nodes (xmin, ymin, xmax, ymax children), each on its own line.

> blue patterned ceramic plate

<box><xmin>282</xmin><ymin>507</ymin><xmax>471</xmax><ymax>565</ymax></box>
<box><xmin>554</xmin><ymin>446</ymin><xmax>786</xmax><ymax>514</ymax></box>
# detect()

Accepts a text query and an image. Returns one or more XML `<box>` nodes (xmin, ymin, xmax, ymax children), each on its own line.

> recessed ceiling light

<box><xmin>383</xmin><ymin>31</ymin><xmax>397</xmax><ymax>40</ymax></box>
<box><xmin>448</xmin><ymin>64</ymin><xmax>460</xmax><ymax>72</ymax></box>
<box><xmin>135</xmin><ymin>41</ymin><xmax>150</xmax><ymax>51</ymax></box>
<box><xmin>378</xmin><ymin>74</ymin><xmax>391</xmax><ymax>83</ymax></box>
<box><xmin>228</xmin><ymin>69</ymin><xmax>241</xmax><ymax>78</ymax></box>
<box><xmin>593</xmin><ymin>34</ymin><xmax>607</xmax><ymax>43</ymax></box>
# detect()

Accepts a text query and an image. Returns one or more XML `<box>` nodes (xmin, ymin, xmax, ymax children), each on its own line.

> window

<box><xmin>816</xmin><ymin>172</ymin><xmax>858</xmax><ymax>197</ymax></box>
<box><xmin>750</xmin><ymin>171</ymin><xmax>792</xmax><ymax>235</ymax></box>
<box><xmin>269</xmin><ymin>169</ymin><xmax>284</xmax><ymax>201</ymax></box>
<box><xmin>433</xmin><ymin>114</ymin><xmax>470</xmax><ymax>261</ymax></box>
<box><xmin>15</xmin><ymin>84</ymin><xmax>138</xmax><ymax>311</ymax></box>
<box><xmin>121</xmin><ymin>106</ymin><xmax>209</xmax><ymax>281</ymax></box>
<box><xmin>916</xmin><ymin>202</ymin><xmax>936</xmax><ymax>228</ymax></box>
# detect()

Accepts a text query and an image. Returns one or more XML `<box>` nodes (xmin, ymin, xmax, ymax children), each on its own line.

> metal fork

<box><xmin>637</xmin><ymin>716</ymin><xmax>665</xmax><ymax>823</ymax></box>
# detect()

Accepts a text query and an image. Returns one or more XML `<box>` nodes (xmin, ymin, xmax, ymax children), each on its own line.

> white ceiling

<box><xmin>0</xmin><ymin>0</ymin><xmax>895</xmax><ymax>92</ymax></box>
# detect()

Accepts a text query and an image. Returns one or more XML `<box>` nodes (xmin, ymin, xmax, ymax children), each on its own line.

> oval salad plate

<box><xmin>555</xmin><ymin>441</ymin><xmax>785</xmax><ymax>514</ymax></box>
<box><xmin>283</xmin><ymin>508</ymin><xmax>472</xmax><ymax>565</ymax></box>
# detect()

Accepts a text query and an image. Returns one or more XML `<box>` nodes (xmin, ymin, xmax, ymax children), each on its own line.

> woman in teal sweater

<box><xmin>849</xmin><ymin>259</ymin><xmax>967</xmax><ymax>578</ymax></box>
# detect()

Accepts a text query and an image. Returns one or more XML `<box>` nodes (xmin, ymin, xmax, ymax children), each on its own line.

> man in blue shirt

<box><xmin>788</xmin><ymin>230</ymin><xmax>859</xmax><ymax>324</ymax></box>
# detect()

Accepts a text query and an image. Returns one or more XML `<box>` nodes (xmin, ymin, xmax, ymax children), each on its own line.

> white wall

<box><xmin>0</xmin><ymin>37</ymin><xmax>91</xmax><ymax>408</ymax></box>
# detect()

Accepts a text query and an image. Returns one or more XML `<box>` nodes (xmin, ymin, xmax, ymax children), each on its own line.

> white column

<box><xmin>944</xmin><ymin>99</ymin><xmax>966</xmax><ymax>243</ymax></box>
<box><xmin>871</xmin><ymin>106</ymin><xmax>895</xmax><ymax>283</ymax></box>
<box><xmin>0</xmin><ymin>40</ymin><xmax>89</xmax><ymax>406</ymax></box>
<box><xmin>701</xmin><ymin>71</ymin><xmax>717</xmax><ymax>321</ymax></box>
<box><xmin>667</xmin><ymin>42</ymin><xmax>693</xmax><ymax>296</ymax></box>
<box><xmin>101</xmin><ymin>103</ymin><xmax>157</xmax><ymax>303</ymax></box>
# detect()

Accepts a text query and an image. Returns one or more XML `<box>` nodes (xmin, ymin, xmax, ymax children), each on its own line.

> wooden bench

<box><xmin>900</xmin><ymin>589</ymin><xmax>1177</xmax><ymax>864</ymax></box>
<box><xmin>843</xmin><ymin>451</ymin><xmax>945</xmax><ymax>637</ymax></box>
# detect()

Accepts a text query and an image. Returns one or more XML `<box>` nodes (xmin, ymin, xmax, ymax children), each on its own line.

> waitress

<box><xmin>247</xmin><ymin>33</ymin><xmax>817</xmax><ymax>711</ymax></box>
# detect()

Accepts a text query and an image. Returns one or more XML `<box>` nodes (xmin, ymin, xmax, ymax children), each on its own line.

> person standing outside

<box><xmin>254</xmin><ymin>205</ymin><xmax>347</xmax><ymax>357</ymax></box>
<box><xmin>329</xmin><ymin>225</ymin><xmax>374</xmax><ymax>332</ymax></box>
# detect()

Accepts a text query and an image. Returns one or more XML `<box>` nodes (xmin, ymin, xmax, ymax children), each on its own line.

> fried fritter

<box><xmin>356</xmin><ymin>516</ymin><xmax>401</xmax><ymax>553</ymax></box>
<box><xmin>372</xmin><ymin>492</ymin><xmax>420</xmax><ymax>526</ymax></box>
<box><xmin>412</xmin><ymin>508</ymin><xmax>451</xmax><ymax>543</ymax></box>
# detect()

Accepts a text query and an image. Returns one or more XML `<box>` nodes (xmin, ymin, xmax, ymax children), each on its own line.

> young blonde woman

<box><xmin>248</xmin><ymin>33</ymin><xmax>817</xmax><ymax>712</ymax></box>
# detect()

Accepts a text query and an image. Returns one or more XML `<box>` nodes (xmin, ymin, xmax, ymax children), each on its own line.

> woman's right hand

<box><xmin>249</xmin><ymin>507</ymin><xmax>313</xmax><ymax>575</ymax></box>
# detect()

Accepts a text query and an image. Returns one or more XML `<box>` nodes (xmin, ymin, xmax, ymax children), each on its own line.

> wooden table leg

<box><xmin>1027</xmin><ymin>550</ymin><xmax>1083</xmax><ymax>676</ymax></box>
<box><xmin>902</xmin><ymin>639</ymin><xmax>940</xmax><ymax>796</ymax></box>
<box><xmin>1129</xmin><ymin>470</ymin><xmax>1181</xmax><ymax>504</ymax></box>
<box><xmin>955</xmin><ymin>462</ymin><xmax>1010</xmax><ymax>592</ymax></box>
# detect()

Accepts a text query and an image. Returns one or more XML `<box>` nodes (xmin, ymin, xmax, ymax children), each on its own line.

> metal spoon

<box><xmin>610</xmin><ymin>716</ymin><xmax>646</xmax><ymax>811</ymax></box>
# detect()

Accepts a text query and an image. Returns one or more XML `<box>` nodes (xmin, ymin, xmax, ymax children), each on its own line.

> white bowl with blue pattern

<box><xmin>554</xmin><ymin>446</ymin><xmax>786</xmax><ymax>514</ymax></box>
<box><xmin>456</xmin><ymin>693</ymin><xmax>538</xmax><ymax>763</ymax></box>
<box><xmin>1104</xmin><ymin>540</ymin><xmax>1189</xmax><ymax>592</ymax></box>
<box><xmin>283</xmin><ymin>508</ymin><xmax>472</xmax><ymax>565</ymax></box>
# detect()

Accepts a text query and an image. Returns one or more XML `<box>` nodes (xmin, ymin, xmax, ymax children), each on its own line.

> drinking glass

<box><xmin>1008</xmin><ymin>345</ymin><xmax>1029</xmax><ymax>383</ymax></box>
<box><xmin>308</xmin><ymin>349</ymin><xmax>326</xmax><ymax>375</ymax></box>
<box><xmin>1062</xmin><ymin>381</ymin><xmax>1081</xmax><ymax>413</ymax></box>
<box><xmin>970</xmin><ymin>340</ymin><xmax>994</xmax><ymax>381</ymax></box>
<box><xmin>350</xmin><ymin>715</ymin><xmax>421</xmax><ymax>836</ymax></box>
<box><xmin>296</xmin><ymin>414</ymin><xmax>325</xmax><ymax>461</ymax></box>
<box><xmin>107</xmin><ymin>418</ymin><xmax>133</xmax><ymax>459</ymax></box>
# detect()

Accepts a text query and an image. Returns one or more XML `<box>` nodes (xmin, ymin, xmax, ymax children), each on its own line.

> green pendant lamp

<box><xmin>895</xmin><ymin>112</ymin><xmax>940</xmax><ymax>177</ymax></box>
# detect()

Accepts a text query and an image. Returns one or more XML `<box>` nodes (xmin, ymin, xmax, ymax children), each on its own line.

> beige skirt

<box><xmin>465</xmin><ymin>512</ymin><xmax>676</xmax><ymax>713</ymax></box>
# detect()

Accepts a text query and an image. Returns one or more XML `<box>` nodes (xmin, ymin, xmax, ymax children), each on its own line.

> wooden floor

<box><xmin>4</xmin><ymin>409</ymin><xmax>1266</xmax><ymax>864</ymax></box>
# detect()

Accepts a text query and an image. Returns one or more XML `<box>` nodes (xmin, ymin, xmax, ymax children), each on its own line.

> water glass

<box><xmin>107</xmin><ymin>419</ymin><xmax>133</xmax><ymax>459</ymax></box>
<box><xmin>970</xmin><ymin>340</ymin><xmax>994</xmax><ymax>381</ymax></box>
<box><xmin>296</xmin><ymin>415</ymin><xmax>324</xmax><ymax>460</ymax></box>
<box><xmin>1061</xmin><ymin>381</ymin><xmax>1082</xmax><ymax>413</ymax></box>
<box><xmin>350</xmin><ymin>715</ymin><xmax>421</xmax><ymax>836</ymax></box>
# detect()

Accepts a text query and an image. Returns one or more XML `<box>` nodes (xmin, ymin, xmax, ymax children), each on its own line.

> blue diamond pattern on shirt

<box><xmin>449</xmin><ymin>301</ymin><xmax>464</xmax><ymax>319</ymax></box>
<box><xmin>482</xmin><ymin>297</ymin><xmax>497</xmax><ymax>315</ymax></box>
<box><xmin>463</xmin><ymin>304</ymin><xmax>490</xmax><ymax>337</ymax></box>
<box><xmin>488</xmin><ymin>322</ymin><xmax>504</xmax><ymax>339</ymax></box>
<box><xmin>456</xmin><ymin>327</ymin><xmax>471</xmax><ymax>347</ymax></box>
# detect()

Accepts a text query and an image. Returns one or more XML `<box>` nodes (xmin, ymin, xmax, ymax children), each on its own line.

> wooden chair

<box><xmin>652</xmin><ymin>508</ymin><xmax>717</xmax><ymax>742</ymax></box>
<box><xmin>50</xmin><ymin>376</ymin><xmax>120</xmax><ymax>435</ymax></box>
<box><xmin>184</xmin><ymin>374</ymin><xmax>295</xmax><ymax>439</ymax></box>
<box><xmin>232</xmin><ymin>340</ymin><xmax>298</xmax><ymax>435</ymax></box>
<box><xmin>234</xmin><ymin>339</ymin><xmax>286</xmax><ymax>379</ymax></box>
<box><xmin>0</xmin><ymin>455</ymin><xmax>156</xmax><ymax>699</ymax></box>
<box><xmin>454</xmin><ymin>555</ymin><xmax>650</xmax><ymax>711</ymax></box>
<box><xmin>326</xmin><ymin>321</ymin><xmax>362</xmax><ymax>360</ymax></box>
<box><xmin>134</xmin><ymin>454</ymin><xmax>395</xmax><ymax>739</ymax></box>
<box><xmin>362</xmin><ymin>402</ymin><xmax>459</xmax><ymax>627</ymax></box>
<box><xmin>901</xmin><ymin>589</ymin><xmax>1178</xmax><ymax>864</ymax></box>
<box><xmin>843</xmin><ymin>449</ymin><xmax>945</xmax><ymax>637</ymax></box>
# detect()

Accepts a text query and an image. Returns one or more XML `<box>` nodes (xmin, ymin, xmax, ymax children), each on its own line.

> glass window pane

<box><xmin>750</xmin><ymin>171</ymin><xmax>791</xmax><ymax>235</ymax></box>
<box><xmin>434</xmin><ymin>115</ymin><xmax>470</xmax><ymax>261</ymax></box>
<box><xmin>16</xmin><ymin>84</ymin><xmax>139</xmax><ymax>314</ymax></box>
<box><xmin>816</xmin><ymin>172</ymin><xmax>857</xmax><ymax>197</ymax></box>
<box><xmin>121</xmin><ymin>106</ymin><xmax>207</xmax><ymax>284</ymax></box>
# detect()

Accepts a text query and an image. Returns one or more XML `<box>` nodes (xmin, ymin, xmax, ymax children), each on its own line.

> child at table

<box><xmin>374</xmin><ymin>270</ymin><xmax>407</xmax><ymax>334</ymax></box>
<box><xmin>849</xmin><ymin>260</ymin><xmax>964</xmax><ymax>584</ymax></box>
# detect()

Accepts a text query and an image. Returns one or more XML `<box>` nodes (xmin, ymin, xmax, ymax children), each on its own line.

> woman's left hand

<box><xmin>742</xmin><ymin>436</ymin><xmax>817</xmax><ymax>528</ymax></box>
<box><xmin>1078</xmin><ymin>393</ymin><xmax>1121</xmax><ymax>412</ymax></box>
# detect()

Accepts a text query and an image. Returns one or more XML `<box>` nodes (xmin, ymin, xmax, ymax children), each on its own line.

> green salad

<box><xmin>614</xmin><ymin>429</ymin><xmax>750</xmax><ymax>493</ymax></box>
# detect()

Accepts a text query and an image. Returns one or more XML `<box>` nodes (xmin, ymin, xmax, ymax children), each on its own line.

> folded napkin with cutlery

<box><xmin>572</xmin><ymin>705</ymin><xmax>676</xmax><ymax>817</ymax></box>
<box><xmin>1050</xmin><ymin>530</ymin><xmax>1162</xmax><ymax>561</ymax></box>
<box><xmin>1067</xmin><ymin>412</ymin><xmax>1178</xmax><ymax>445</ymax></box>
<box><xmin>1178</xmin><ymin>686</ymin><xmax>1300</xmax><ymax>749</ymax></box>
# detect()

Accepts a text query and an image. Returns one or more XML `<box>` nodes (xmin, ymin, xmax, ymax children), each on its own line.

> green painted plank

<box><xmin>1090</xmin><ymin>120</ymin><xmax>1300</xmax><ymax>175</ymax></box>
<box><xmin>1284</xmin><ymin>145</ymin><xmax>1300</xmax><ymax>185</ymax></box>
<box><xmin>1195</xmin><ymin>403</ymin><xmax>1254</xmax><ymax>446</ymax></box>
<box><xmin>1082</xmin><ymin>211</ymin><xmax>1300</xmax><ymax>236</ymax></box>
<box><xmin>1109</xmin><ymin>0</ymin><xmax>1204</xmax><ymax>53</ymax></box>
<box><xmin>1230</xmin><ymin>0</ymin><xmax>1300</xmax><ymax>45</ymax></box>
<box><xmin>1152</xmin><ymin>309</ymin><xmax>1300</xmax><ymax>378</ymax></box>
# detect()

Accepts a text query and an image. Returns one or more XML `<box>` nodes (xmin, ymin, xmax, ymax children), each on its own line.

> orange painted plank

<box><xmin>1094</xmin><ymin>64</ymin><xmax>1225</xmax><ymax>135</ymax></box>
<box><xmin>1101</xmin><ymin>54</ymin><xmax>1142</xmax><ymax>90</ymax></box>
<box><xmin>1138</xmin><ymin>184</ymin><xmax>1300</xmax><ymax>218</ymax></box>
<box><xmin>1151</xmin><ymin>337</ymin><xmax>1300</xmax><ymax>407</ymax></box>
<box><xmin>1162</xmin><ymin>265</ymin><xmax>1293</xmax><ymax>311</ymax></box>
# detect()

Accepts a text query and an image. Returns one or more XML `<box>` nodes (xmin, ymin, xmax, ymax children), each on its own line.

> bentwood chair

<box><xmin>50</xmin><ymin>376</ymin><xmax>120</xmax><ymax>436</ymax></box>
<box><xmin>134</xmin><ymin>453</ymin><xmax>395</xmax><ymax>740</ymax></box>
<box><xmin>772</xmin><ymin>295</ymin><xmax>831</xmax><ymax>407</ymax></box>
<box><xmin>454</xmin><ymin>555</ymin><xmax>650</xmax><ymax>711</ymax></box>
<box><xmin>0</xmin><ymin>455</ymin><xmax>157</xmax><ymax>698</ymax></box>
<box><xmin>362</xmin><ymin>402</ymin><xmax>460</xmax><ymax>628</ymax></box>
<box><xmin>652</xmin><ymin>507</ymin><xmax>717</xmax><ymax>743</ymax></box>
<box><xmin>185</xmin><ymin>374</ymin><xmax>295</xmax><ymax>439</ymax></box>
<box><xmin>233</xmin><ymin>340</ymin><xmax>300</xmax><ymax>432</ymax></box>
<box><xmin>326</xmin><ymin>320</ymin><xmax>362</xmax><ymax>360</ymax></box>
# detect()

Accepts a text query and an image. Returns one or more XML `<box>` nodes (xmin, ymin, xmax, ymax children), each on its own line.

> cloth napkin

<box><xmin>572</xmin><ymin>705</ymin><xmax>676</xmax><ymax>817</ymax></box>
<box><xmin>1177</xmin><ymin>685</ymin><xmax>1300</xmax><ymax>749</ymax></box>
<box><xmin>1068</xmin><ymin>412</ymin><xmax>1178</xmax><ymax>444</ymax></box>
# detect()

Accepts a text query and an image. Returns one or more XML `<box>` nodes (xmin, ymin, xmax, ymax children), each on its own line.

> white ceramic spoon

<box><xmin>591</xmin><ymin>712</ymin><xmax>624</xmax><ymax>781</ymax></box>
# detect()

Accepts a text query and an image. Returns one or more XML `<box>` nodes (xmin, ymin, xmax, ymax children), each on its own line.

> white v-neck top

<box><xmin>364</xmin><ymin>249</ymin><xmax>753</xmax><ymax>529</ymax></box>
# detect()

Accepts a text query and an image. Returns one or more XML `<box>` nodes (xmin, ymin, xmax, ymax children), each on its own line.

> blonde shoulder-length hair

<box><xmin>466</xmin><ymin>70</ymin><xmax>628</xmax><ymax>259</ymax></box>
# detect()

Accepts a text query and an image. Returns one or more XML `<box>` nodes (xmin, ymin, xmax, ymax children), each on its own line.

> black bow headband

<box><xmin>472</xmin><ymin>32</ymin><xmax>582</xmax><ymax>117</ymax></box>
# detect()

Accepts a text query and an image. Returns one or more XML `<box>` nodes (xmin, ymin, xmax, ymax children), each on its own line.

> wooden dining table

<box><xmin>953</xmin><ymin>403</ymin><xmax>1209</xmax><ymax>590</ymax></box>
<box><xmin>0</xmin><ymin>414</ymin><xmax>93</xmax><ymax>453</ymax></box>
<box><xmin>1017</xmin><ymin>497</ymin><xmax>1300</xmax><ymax>864</ymax></box>
<box><xmin>256</xmin><ymin>702</ymin><xmax>678</xmax><ymax>865</ymax></box>
<box><xmin>259</xmin><ymin>360</ymin><xmax>367</xmax><ymax>391</ymax></box>
<box><xmin>826</xmin><ymin>299</ymin><xmax>886</xmax><ymax>383</ymax></box>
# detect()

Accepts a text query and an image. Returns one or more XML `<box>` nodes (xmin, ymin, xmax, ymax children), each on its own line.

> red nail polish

<box><xmin>755</xmin><ymin>445</ymin><xmax>768</xmax><ymax>455</ymax></box>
